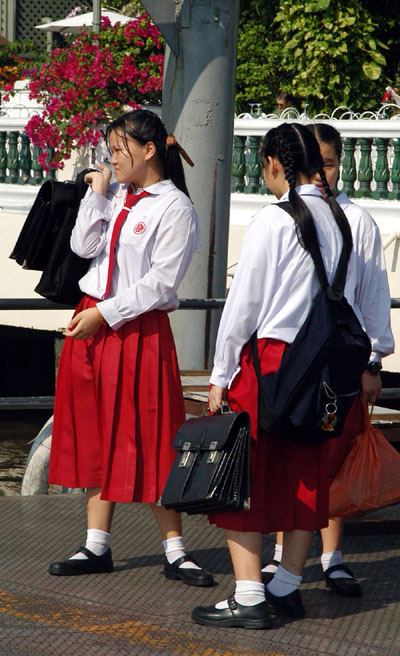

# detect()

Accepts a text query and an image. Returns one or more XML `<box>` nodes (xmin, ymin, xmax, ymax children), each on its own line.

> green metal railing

<box><xmin>0</xmin><ymin>130</ymin><xmax>55</xmax><ymax>185</ymax></box>
<box><xmin>231</xmin><ymin>134</ymin><xmax>400</xmax><ymax>200</ymax></box>
<box><xmin>1</xmin><ymin>128</ymin><xmax>400</xmax><ymax>200</ymax></box>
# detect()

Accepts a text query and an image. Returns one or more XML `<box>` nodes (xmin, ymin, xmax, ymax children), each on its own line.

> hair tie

<box><xmin>166</xmin><ymin>134</ymin><xmax>195</xmax><ymax>167</ymax></box>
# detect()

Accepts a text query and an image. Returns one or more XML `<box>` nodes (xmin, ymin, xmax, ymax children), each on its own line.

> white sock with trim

<box><xmin>70</xmin><ymin>529</ymin><xmax>111</xmax><ymax>560</ymax></box>
<box><xmin>321</xmin><ymin>550</ymin><xmax>352</xmax><ymax>579</ymax></box>
<box><xmin>266</xmin><ymin>565</ymin><xmax>302</xmax><ymax>597</ymax></box>
<box><xmin>162</xmin><ymin>536</ymin><xmax>201</xmax><ymax>570</ymax></box>
<box><xmin>215</xmin><ymin>580</ymin><xmax>266</xmax><ymax>609</ymax></box>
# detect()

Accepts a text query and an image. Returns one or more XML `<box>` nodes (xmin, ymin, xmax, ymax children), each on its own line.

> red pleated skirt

<box><xmin>48</xmin><ymin>296</ymin><xmax>185</xmax><ymax>503</ymax></box>
<box><xmin>208</xmin><ymin>338</ymin><xmax>362</xmax><ymax>534</ymax></box>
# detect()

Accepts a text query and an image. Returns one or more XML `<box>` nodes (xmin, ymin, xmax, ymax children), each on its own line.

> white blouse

<box><xmin>336</xmin><ymin>191</ymin><xmax>393</xmax><ymax>364</ymax></box>
<box><xmin>210</xmin><ymin>184</ymin><xmax>394</xmax><ymax>388</ymax></box>
<box><xmin>71</xmin><ymin>179</ymin><xmax>200</xmax><ymax>330</ymax></box>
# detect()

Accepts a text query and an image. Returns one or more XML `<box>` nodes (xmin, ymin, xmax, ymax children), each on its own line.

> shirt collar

<box><xmin>335</xmin><ymin>191</ymin><xmax>351</xmax><ymax>207</ymax></box>
<box><xmin>123</xmin><ymin>179</ymin><xmax>175</xmax><ymax>196</ymax></box>
<box><xmin>280</xmin><ymin>184</ymin><xmax>324</xmax><ymax>202</ymax></box>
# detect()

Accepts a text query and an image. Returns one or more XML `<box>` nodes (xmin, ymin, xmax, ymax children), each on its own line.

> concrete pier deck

<box><xmin>0</xmin><ymin>494</ymin><xmax>399</xmax><ymax>656</ymax></box>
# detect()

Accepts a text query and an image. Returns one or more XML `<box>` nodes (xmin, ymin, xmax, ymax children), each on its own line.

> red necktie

<box><xmin>103</xmin><ymin>188</ymin><xmax>150</xmax><ymax>298</ymax></box>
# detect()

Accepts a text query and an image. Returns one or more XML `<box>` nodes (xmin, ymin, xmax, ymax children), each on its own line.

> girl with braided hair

<box><xmin>48</xmin><ymin>109</ymin><xmax>214</xmax><ymax>587</ymax></box>
<box><xmin>262</xmin><ymin>123</ymin><xmax>393</xmax><ymax>600</ymax></box>
<box><xmin>192</xmin><ymin>122</ymin><xmax>391</xmax><ymax>628</ymax></box>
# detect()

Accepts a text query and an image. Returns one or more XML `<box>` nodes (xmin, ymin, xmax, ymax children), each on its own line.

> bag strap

<box><xmin>276</xmin><ymin>201</ymin><xmax>350</xmax><ymax>300</ymax></box>
<box><xmin>251</xmin><ymin>199</ymin><xmax>353</xmax><ymax>381</ymax></box>
<box><xmin>250</xmin><ymin>331</ymin><xmax>262</xmax><ymax>381</ymax></box>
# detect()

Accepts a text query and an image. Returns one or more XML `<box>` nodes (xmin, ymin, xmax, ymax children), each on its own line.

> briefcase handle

<box><xmin>209</xmin><ymin>402</ymin><xmax>233</xmax><ymax>415</ymax></box>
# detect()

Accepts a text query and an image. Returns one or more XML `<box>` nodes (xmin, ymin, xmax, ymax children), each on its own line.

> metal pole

<box><xmin>92</xmin><ymin>0</ymin><xmax>101</xmax><ymax>33</ymax></box>
<box><xmin>41</xmin><ymin>18</ymin><xmax>53</xmax><ymax>54</ymax></box>
<box><xmin>3</xmin><ymin>0</ymin><xmax>16</xmax><ymax>41</ymax></box>
<box><xmin>141</xmin><ymin>0</ymin><xmax>240</xmax><ymax>369</ymax></box>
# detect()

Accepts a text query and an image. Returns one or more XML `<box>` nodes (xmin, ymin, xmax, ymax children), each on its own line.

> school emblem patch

<box><xmin>134</xmin><ymin>221</ymin><xmax>146</xmax><ymax>234</ymax></box>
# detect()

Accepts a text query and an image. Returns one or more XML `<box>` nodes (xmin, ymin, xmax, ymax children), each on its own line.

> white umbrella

<box><xmin>36</xmin><ymin>10</ymin><xmax>131</xmax><ymax>33</ymax></box>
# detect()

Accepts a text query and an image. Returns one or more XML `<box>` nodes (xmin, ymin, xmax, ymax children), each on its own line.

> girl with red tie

<box><xmin>48</xmin><ymin>109</ymin><xmax>214</xmax><ymax>587</ymax></box>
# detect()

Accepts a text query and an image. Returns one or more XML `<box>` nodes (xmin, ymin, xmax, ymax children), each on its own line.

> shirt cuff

<box><xmin>369</xmin><ymin>352</ymin><xmax>382</xmax><ymax>364</ymax></box>
<box><xmin>96</xmin><ymin>298</ymin><xmax>127</xmax><ymax>330</ymax></box>
<box><xmin>210</xmin><ymin>367</ymin><xmax>232</xmax><ymax>389</ymax></box>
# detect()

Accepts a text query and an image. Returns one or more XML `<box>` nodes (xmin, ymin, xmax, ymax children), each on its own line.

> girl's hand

<box><xmin>208</xmin><ymin>385</ymin><xmax>226</xmax><ymax>413</ymax></box>
<box><xmin>84</xmin><ymin>164</ymin><xmax>112</xmax><ymax>196</ymax></box>
<box><xmin>63</xmin><ymin>308</ymin><xmax>105</xmax><ymax>340</ymax></box>
<box><xmin>361</xmin><ymin>371</ymin><xmax>382</xmax><ymax>404</ymax></box>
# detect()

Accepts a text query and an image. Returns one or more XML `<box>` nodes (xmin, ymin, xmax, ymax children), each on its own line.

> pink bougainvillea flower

<box><xmin>15</xmin><ymin>14</ymin><xmax>163</xmax><ymax>171</ymax></box>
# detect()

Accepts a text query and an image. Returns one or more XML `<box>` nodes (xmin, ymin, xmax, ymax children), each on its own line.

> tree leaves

<box><xmin>236</xmin><ymin>0</ymin><xmax>390</xmax><ymax>114</ymax></box>
<box><xmin>363</xmin><ymin>61</ymin><xmax>382</xmax><ymax>80</ymax></box>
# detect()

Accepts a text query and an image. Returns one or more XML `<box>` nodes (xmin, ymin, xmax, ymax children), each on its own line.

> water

<box><xmin>0</xmin><ymin>411</ymin><xmax>52</xmax><ymax>496</ymax></box>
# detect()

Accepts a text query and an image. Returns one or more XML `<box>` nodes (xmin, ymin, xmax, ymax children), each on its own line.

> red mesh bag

<box><xmin>329</xmin><ymin>401</ymin><xmax>400</xmax><ymax>518</ymax></box>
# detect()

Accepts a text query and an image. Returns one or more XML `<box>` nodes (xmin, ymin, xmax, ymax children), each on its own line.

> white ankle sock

<box><xmin>162</xmin><ymin>536</ymin><xmax>201</xmax><ymax>570</ymax></box>
<box><xmin>262</xmin><ymin>543</ymin><xmax>282</xmax><ymax>574</ymax></box>
<box><xmin>267</xmin><ymin>565</ymin><xmax>302</xmax><ymax>597</ymax></box>
<box><xmin>70</xmin><ymin>529</ymin><xmax>111</xmax><ymax>560</ymax></box>
<box><xmin>321</xmin><ymin>550</ymin><xmax>352</xmax><ymax>579</ymax></box>
<box><xmin>215</xmin><ymin>580</ymin><xmax>266</xmax><ymax>609</ymax></box>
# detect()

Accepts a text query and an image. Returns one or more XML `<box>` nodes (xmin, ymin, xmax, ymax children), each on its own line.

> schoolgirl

<box><xmin>47</xmin><ymin>109</ymin><xmax>214</xmax><ymax>587</ymax></box>
<box><xmin>262</xmin><ymin>122</ymin><xmax>394</xmax><ymax>598</ymax></box>
<box><xmin>191</xmin><ymin>122</ymin><xmax>391</xmax><ymax>629</ymax></box>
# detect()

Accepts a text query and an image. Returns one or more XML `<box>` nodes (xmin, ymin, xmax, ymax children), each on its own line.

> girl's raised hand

<box><xmin>84</xmin><ymin>164</ymin><xmax>112</xmax><ymax>196</ymax></box>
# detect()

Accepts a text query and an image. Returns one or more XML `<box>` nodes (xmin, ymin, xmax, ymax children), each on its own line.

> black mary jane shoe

<box><xmin>266</xmin><ymin>588</ymin><xmax>305</xmax><ymax>619</ymax></box>
<box><xmin>324</xmin><ymin>564</ymin><xmax>362</xmax><ymax>597</ymax></box>
<box><xmin>192</xmin><ymin>596</ymin><xmax>272</xmax><ymax>629</ymax></box>
<box><xmin>48</xmin><ymin>546</ymin><xmax>113</xmax><ymax>576</ymax></box>
<box><xmin>261</xmin><ymin>559</ymin><xmax>280</xmax><ymax>585</ymax></box>
<box><xmin>163</xmin><ymin>555</ymin><xmax>214</xmax><ymax>587</ymax></box>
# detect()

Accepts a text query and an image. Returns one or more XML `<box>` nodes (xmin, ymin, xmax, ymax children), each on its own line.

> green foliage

<box><xmin>0</xmin><ymin>40</ymin><xmax>47</xmax><ymax>90</ymax></box>
<box><xmin>106</xmin><ymin>1</ymin><xmax>144</xmax><ymax>15</ymax></box>
<box><xmin>236</xmin><ymin>0</ymin><xmax>390</xmax><ymax>114</ymax></box>
<box><xmin>0</xmin><ymin>40</ymin><xmax>46</xmax><ymax>69</ymax></box>
<box><xmin>235</xmin><ymin>0</ymin><xmax>282</xmax><ymax>114</ymax></box>
<box><xmin>272</xmin><ymin>0</ymin><xmax>388</xmax><ymax>113</ymax></box>
<box><xmin>362</xmin><ymin>0</ymin><xmax>400</xmax><ymax>87</ymax></box>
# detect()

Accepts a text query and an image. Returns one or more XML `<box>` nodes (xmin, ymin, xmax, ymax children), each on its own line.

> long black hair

<box><xmin>106</xmin><ymin>109</ymin><xmax>190</xmax><ymax>197</ymax></box>
<box><xmin>259</xmin><ymin>122</ymin><xmax>352</xmax><ymax>256</ymax></box>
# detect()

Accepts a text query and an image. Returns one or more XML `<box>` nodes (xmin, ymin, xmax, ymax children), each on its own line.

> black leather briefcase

<box><xmin>160</xmin><ymin>409</ymin><xmax>251</xmax><ymax>515</ymax></box>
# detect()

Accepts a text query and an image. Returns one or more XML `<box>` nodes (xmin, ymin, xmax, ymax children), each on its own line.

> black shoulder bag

<box><xmin>10</xmin><ymin>168</ymin><xmax>96</xmax><ymax>306</ymax></box>
<box><xmin>251</xmin><ymin>201</ymin><xmax>371</xmax><ymax>444</ymax></box>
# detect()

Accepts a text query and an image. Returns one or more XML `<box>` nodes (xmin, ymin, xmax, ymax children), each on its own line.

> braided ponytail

<box><xmin>260</xmin><ymin>124</ymin><xmax>320</xmax><ymax>251</ymax></box>
<box><xmin>259</xmin><ymin>123</ymin><xmax>352</xmax><ymax>256</ymax></box>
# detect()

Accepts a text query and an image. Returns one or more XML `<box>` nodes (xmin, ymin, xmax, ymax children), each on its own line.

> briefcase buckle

<box><xmin>206</xmin><ymin>441</ymin><xmax>219</xmax><ymax>464</ymax></box>
<box><xmin>179</xmin><ymin>444</ymin><xmax>192</xmax><ymax>468</ymax></box>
